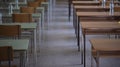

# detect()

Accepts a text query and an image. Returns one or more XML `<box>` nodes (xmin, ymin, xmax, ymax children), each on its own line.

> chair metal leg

<box><xmin>68</xmin><ymin>0</ymin><xmax>71</xmax><ymax>21</ymax></box>
<box><xmin>91</xmin><ymin>56</ymin><xmax>93</xmax><ymax>67</ymax></box>
<box><xmin>83</xmin><ymin>33</ymin><xmax>86</xmax><ymax>67</ymax></box>
<box><xmin>96</xmin><ymin>52</ymin><xmax>100</xmax><ymax>67</ymax></box>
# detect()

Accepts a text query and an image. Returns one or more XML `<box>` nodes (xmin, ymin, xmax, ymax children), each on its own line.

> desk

<box><xmin>73</xmin><ymin>6</ymin><xmax>110</xmax><ymax>22</ymax></box>
<box><xmin>81</xmin><ymin>21</ymin><xmax>120</xmax><ymax>67</ymax></box>
<box><xmin>73</xmin><ymin>7</ymin><xmax>110</xmax><ymax>38</ymax></box>
<box><xmin>90</xmin><ymin>39</ymin><xmax>120</xmax><ymax>51</ymax></box>
<box><xmin>0</xmin><ymin>23</ymin><xmax>38</xmax><ymax>63</ymax></box>
<box><xmin>75</xmin><ymin>12</ymin><xmax>120</xmax><ymax>50</ymax></box>
<box><xmin>72</xmin><ymin>1</ymin><xmax>100</xmax><ymax>5</ymax></box>
<box><xmin>74</xmin><ymin>11</ymin><xmax>120</xmax><ymax>67</ymax></box>
<box><xmin>76</xmin><ymin>12</ymin><xmax>120</xmax><ymax>17</ymax></box>
<box><xmin>10</xmin><ymin>1</ymin><xmax>49</xmax><ymax>8</ymax></box>
<box><xmin>75</xmin><ymin>11</ymin><xmax>119</xmax><ymax>48</ymax></box>
<box><xmin>2</xmin><ymin>13</ymin><xmax>41</xmax><ymax>18</ymax></box>
<box><xmin>0</xmin><ymin>39</ymin><xmax>29</xmax><ymax>67</ymax></box>
<box><xmin>74</xmin><ymin>6</ymin><xmax>109</xmax><ymax>12</ymax></box>
<box><xmin>68</xmin><ymin>1</ymin><xmax>100</xmax><ymax>21</ymax></box>
<box><xmin>90</xmin><ymin>39</ymin><xmax>120</xmax><ymax>67</ymax></box>
<box><xmin>0</xmin><ymin>23</ymin><xmax>37</xmax><ymax>29</ymax></box>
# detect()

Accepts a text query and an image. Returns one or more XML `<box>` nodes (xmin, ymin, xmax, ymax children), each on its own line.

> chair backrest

<box><xmin>0</xmin><ymin>46</ymin><xmax>14</xmax><ymax>61</ymax></box>
<box><xmin>20</xmin><ymin>7</ymin><xmax>36</xmax><ymax>13</ymax></box>
<box><xmin>0</xmin><ymin>25</ymin><xmax>21</xmax><ymax>38</ymax></box>
<box><xmin>12</xmin><ymin>13</ymin><xmax>33</xmax><ymax>22</ymax></box>
<box><xmin>35</xmin><ymin>0</ymin><xmax>46</xmax><ymax>4</ymax></box>
<box><xmin>105</xmin><ymin>0</ymin><xmax>119</xmax><ymax>6</ymax></box>
<box><xmin>114</xmin><ymin>6</ymin><xmax>120</xmax><ymax>12</ymax></box>
<box><xmin>27</xmin><ymin>1</ymin><xmax>40</xmax><ymax>8</ymax></box>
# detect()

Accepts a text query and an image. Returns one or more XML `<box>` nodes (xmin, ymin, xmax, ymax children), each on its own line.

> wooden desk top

<box><xmin>74</xmin><ymin>5</ymin><xmax>109</xmax><ymax>11</ymax></box>
<box><xmin>0</xmin><ymin>39</ymin><xmax>29</xmax><ymax>51</ymax></box>
<box><xmin>81</xmin><ymin>21</ymin><xmax>120</xmax><ymax>29</ymax></box>
<box><xmin>2</xmin><ymin>13</ymin><xmax>41</xmax><ymax>18</ymax></box>
<box><xmin>0</xmin><ymin>23</ymin><xmax>37</xmax><ymax>29</ymax></box>
<box><xmin>74</xmin><ymin>5</ymin><xmax>109</xmax><ymax>9</ymax></box>
<box><xmin>90</xmin><ymin>39</ymin><xmax>120</xmax><ymax>51</ymax></box>
<box><xmin>72</xmin><ymin>1</ymin><xmax>100</xmax><ymax>5</ymax></box>
<box><xmin>72</xmin><ymin>1</ymin><xmax>100</xmax><ymax>4</ymax></box>
<box><xmin>72</xmin><ymin>1</ymin><xmax>120</xmax><ymax>5</ymax></box>
<box><xmin>77</xmin><ymin>12</ymin><xmax>120</xmax><ymax>17</ymax></box>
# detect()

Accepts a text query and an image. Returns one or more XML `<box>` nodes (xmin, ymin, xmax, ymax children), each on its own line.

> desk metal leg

<box><xmin>42</xmin><ymin>8</ymin><xmax>45</xmax><ymax>30</ymax></box>
<box><xmin>73</xmin><ymin>7</ymin><xmax>77</xmax><ymax>39</ymax></box>
<box><xmin>78</xmin><ymin>17</ymin><xmax>84</xmax><ymax>65</ymax></box>
<box><xmin>49</xmin><ymin>0</ymin><xmax>53</xmax><ymax>22</ymax></box>
<box><xmin>68</xmin><ymin>0</ymin><xmax>71</xmax><ymax>21</ymax></box>
<box><xmin>20</xmin><ymin>51</ymin><xmax>26</xmax><ymax>67</ymax></box>
<box><xmin>83</xmin><ymin>33</ymin><xmax>86</xmax><ymax>67</ymax></box>
<box><xmin>77</xmin><ymin>16</ymin><xmax>80</xmax><ymax>51</ymax></box>
<box><xmin>33</xmin><ymin>29</ymin><xmax>37</xmax><ymax>65</ymax></box>
<box><xmin>96</xmin><ymin>52</ymin><xmax>100</xmax><ymax>67</ymax></box>
<box><xmin>53</xmin><ymin>0</ymin><xmax>56</xmax><ymax>7</ymax></box>
<box><xmin>91</xmin><ymin>52</ymin><xmax>93</xmax><ymax>67</ymax></box>
<box><xmin>48</xmin><ymin>2</ymin><xmax>50</xmax><ymax>24</ymax></box>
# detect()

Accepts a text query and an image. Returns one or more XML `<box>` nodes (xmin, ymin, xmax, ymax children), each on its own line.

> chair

<box><xmin>114</xmin><ymin>6</ymin><xmax>120</xmax><ymax>12</ymax></box>
<box><xmin>27</xmin><ymin>1</ymin><xmax>45</xmax><ymax>29</ymax></box>
<box><xmin>12</xmin><ymin>13</ymin><xmax>33</xmax><ymax>23</ymax></box>
<box><xmin>12</xmin><ymin>13</ymin><xmax>34</xmax><ymax>35</ymax></box>
<box><xmin>0</xmin><ymin>25</ymin><xmax>21</xmax><ymax>39</ymax></box>
<box><xmin>20</xmin><ymin>7</ymin><xmax>36</xmax><ymax>13</ymax></box>
<box><xmin>12</xmin><ymin>13</ymin><xmax>35</xmax><ymax>53</ymax></box>
<box><xmin>12</xmin><ymin>13</ymin><xmax>33</xmax><ymax>37</ymax></box>
<box><xmin>27</xmin><ymin>1</ymin><xmax>40</xmax><ymax>8</ymax></box>
<box><xmin>0</xmin><ymin>46</ymin><xmax>16</xmax><ymax>67</ymax></box>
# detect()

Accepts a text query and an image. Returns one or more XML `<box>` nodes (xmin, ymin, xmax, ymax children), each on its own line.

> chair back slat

<box><xmin>114</xmin><ymin>6</ymin><xmax>120</xmax><ymax>12</ymax></box>
<box><xmin>20</xmin><ymin>7</ymin><xmax>36</xmax><ymax>13</ymax></box>
<box><xmin>12</xmin><ymin>13</ymin><xmax>32</xmax><ymax>22</ymax></box>
<box><xmin>27</xmin><ymin>2</ymin><xmax>40</xmax><ymax>8</ymax></box>
<box><xmin>0</xmin><ymin>25</ymin><xmax>21</xmax><ymax>38</ymax></box>
<box><xmin>0</xmin><ymin>46</ymin><xmax>13</xmax><ymax>61</ymax></box>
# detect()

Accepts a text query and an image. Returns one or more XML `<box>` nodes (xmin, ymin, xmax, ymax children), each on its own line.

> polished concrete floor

<box><xmin>26</xmin><ymin>0</ymin><xmax>120</xmax><ymax>67</ymax></box>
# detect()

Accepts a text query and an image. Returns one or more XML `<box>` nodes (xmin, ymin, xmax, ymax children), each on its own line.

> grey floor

<box><xmin>27</xmin><ymin>0</ymin><xmax>120</xmax><ymax>67</ymax></box>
